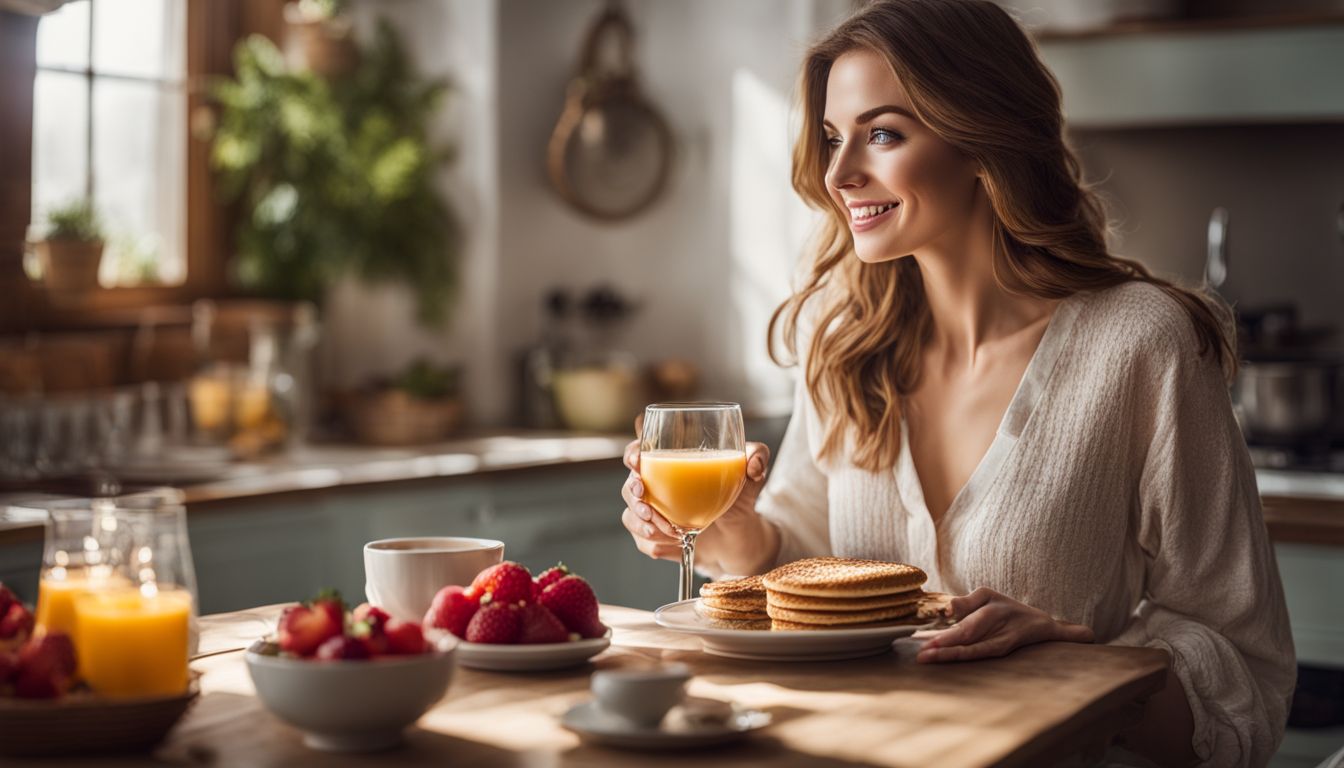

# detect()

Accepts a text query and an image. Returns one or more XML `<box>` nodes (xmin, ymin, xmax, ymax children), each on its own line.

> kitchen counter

<box><xmin>1257</xmin><ymin>470</ymin><xmax>1344</xmax><ymax>548</ymax></box>
<box><xmin>4</xmin><ymin>444</ymin><xmax>1343</xmax><ymax>548</ymax></box>
<box><xmin>0</xmin><ymin>431</ymin><xmax>631</xmax><ymax>541</ymax></box>
<box><xmin>23</xmin><ymin>603</ymin><xmax>1168</xmax><ymax>768</ymax></box>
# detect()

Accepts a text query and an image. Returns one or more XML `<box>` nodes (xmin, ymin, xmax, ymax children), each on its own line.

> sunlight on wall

<box><xmin>730</xmin><ymin>67</ymin><xmax>816</xmax><ymax>415</ymax></box>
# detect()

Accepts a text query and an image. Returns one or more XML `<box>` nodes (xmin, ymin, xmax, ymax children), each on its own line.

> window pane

<box><xmin>92</xmin><ymin>80</ymin><xmax>186</xmax><ymax>286</ymax></box>
<box><xmin>36</xmin><ymin>0</ymin><xmax>90</xmax><ymax>71</ymax></box>
<box><xmin>92</xmin><ymin>0</ymin><xmax>185</xmax><ymax>80</ymax></box>
<box><xmin>32</xmin><ymin>71</ymin><xmax>90</xmax><ymax>232</ymax></box>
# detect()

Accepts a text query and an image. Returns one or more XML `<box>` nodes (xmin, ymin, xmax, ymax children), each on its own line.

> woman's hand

<box><xmin>619</xmin><ymin>437</ymin><xmax>775</xmax><ymax>574</ymax></box>
<box><xmin>916</xmin><ymin>587</ymin><xmax>1094</xmax><ymax>663</ymax></box>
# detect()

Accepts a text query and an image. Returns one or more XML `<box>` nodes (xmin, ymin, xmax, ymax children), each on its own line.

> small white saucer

<box><xmin>456</xmin><ymin>634</ymin><xmax>610</xmax><ymax>672</ymax></box>
<box><xmin>560</xmin><ymin>699</ymin><xmax>771</xmax><ymax>750</ymax></box>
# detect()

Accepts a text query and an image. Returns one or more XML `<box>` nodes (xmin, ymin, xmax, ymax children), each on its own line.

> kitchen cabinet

<box><xmin>176</xmin><ymin>463</ymin><xmax>676</xmax><ymax>615</ymax></box>
<box><xmin>1037</xmin><ymin>23</ymin><xmax>1344</xmax><ymax>127</ymax></box>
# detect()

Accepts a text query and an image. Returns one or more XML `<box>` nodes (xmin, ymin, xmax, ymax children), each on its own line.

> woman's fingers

<box><xmin>1054</xmin><ymin>620</ymin><xmax>1095</xmax><ymax>644</ymax></box>
<box><xmin>946</xmin><ymin>586</ymin><xmax>997</xmax><ymax>621</ymax></box>
<box><xmin>745</xmin><ymin>442</ymin><xmax>771</xmax><ymax>482</ymax></box>
<box><xmin>917</xmin><ymin>634</ymin><xmax>1016</xmax><ymax>663</ymax></box>
<box><xmin>621</xmin><ymin>508</ymin><xmax>679</xmax><ymax>561</ymax></box>
<box><xmin>622</xmin><ymin>472</ymin><xmax>645</xmax><ymax>513</ymax></box>
<box><xmin>919</xmin><ymin>602</ymin><xmax>997</xmax><ymax>649</ymax></box>
<box><xmin>623</xmin><ymin>439</ymin><xmax>640</xmax><ymax>472</ymax></box>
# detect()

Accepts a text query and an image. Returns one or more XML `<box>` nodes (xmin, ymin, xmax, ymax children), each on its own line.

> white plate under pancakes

<box><xmin>654</xmin><ymin>599</ymin><xmax>928</xmax><ymax>662</ymax></box>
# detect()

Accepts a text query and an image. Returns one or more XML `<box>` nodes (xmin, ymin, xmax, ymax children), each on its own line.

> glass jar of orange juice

<box><xmin>72</xmin><ymin>492</ymin><xmax>199</xmax><ymax>698</ymax></box>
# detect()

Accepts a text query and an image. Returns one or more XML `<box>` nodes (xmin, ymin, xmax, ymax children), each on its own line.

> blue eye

<box><xmin>870</xmin><ymin>128</ymin><xmax>903</xmax><ymax>145</ymax></box>
<box><xmin>825</xmin><ymin>134</ymin><xmax>842</xmax><ymax>150</ymax></box>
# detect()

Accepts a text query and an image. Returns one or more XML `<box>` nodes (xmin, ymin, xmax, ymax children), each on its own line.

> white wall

<box><xmin>328</xmin><ymin>0</ymin><xmax>852</xmax><ymax>425</ymax></box>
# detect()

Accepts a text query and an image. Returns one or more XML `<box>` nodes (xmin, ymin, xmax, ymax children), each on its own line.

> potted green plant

<box><xmin>32</xmin><ymin>200</ymin><xmax>104</xmax><ymax>293</ymax></box>
<box><xmin>348</xmin><ymin>358</ymin><xmax>463</xmax><ymax>445</ymax></box>
<box><xmin>283</xmin><ymin>0</ymin><xmax>358</xmax><ymax>79</ymax></box>
<box><xmin>209</xmin><ymin>21</ymin><xmax>459</xmax><ymax>326</ymax></box>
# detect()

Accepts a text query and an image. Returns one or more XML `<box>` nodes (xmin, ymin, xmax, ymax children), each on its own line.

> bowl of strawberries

<box><xmin>0</xmin><ymin>583</ymin><xmax>198</xmax><ymax>758</ymax></box>
<box><xmin>422</xmin><ymin>561</ymin><xmax>611</xmax><ymax>672</ymax></box>
<box><xmin>245</xmin><ymin>592</ymin><xmax>455</xmax><ymax>752</ymax></box>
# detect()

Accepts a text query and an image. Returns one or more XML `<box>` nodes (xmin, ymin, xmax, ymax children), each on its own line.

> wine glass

<box><xmin>639</xmin><ymin>402</ymin><xmax>746</xmax><ymax>602</ymax></box>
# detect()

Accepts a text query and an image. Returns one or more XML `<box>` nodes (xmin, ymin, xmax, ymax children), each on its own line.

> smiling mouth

<box><xmin>850</xmin><ymin>202</ymin><xmax>898</xmax><ymax>225</ymax></box>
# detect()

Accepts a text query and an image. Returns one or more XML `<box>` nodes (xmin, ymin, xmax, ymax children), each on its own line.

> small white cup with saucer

<box><xmin>561</xmin><ymin>663</ymin><xmax>772</xmax><ymax>749</ymax></box>
<box><xmin>591</xmin><ymin>663</ymin><xmax>692</xmax><ymax>728</ymax></box>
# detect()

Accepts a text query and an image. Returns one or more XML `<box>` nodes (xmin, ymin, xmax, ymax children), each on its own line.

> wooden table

<box><xmin>22</xmin><ymin>604</ymin><xmax>1169</xmax><ymax>767</ymax></box>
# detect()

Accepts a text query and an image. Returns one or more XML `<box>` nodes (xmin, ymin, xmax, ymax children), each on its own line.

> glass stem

<box><xmin>678</xmin><ymin>529</ymin><xmax>699</xmax><ymax>602</ymax></box>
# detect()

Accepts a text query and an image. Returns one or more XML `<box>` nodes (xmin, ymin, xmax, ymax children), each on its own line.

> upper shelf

<box><xmin>1035</xmin><ymin>19</ymin><xmax>1344</xmax><ymax>128</ymax></box>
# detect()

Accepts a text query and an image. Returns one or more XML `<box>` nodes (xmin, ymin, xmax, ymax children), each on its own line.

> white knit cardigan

<box><xmin>755</xmin><ymin>281</ymin><xmax>1296</xmax><ymax>767</ymax></box>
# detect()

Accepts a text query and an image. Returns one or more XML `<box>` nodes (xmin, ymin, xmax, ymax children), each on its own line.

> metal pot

<box><xmin>1233</xmin><ymin>360</ymin><xmax>1338</xmax><ymax>444</ymax></box>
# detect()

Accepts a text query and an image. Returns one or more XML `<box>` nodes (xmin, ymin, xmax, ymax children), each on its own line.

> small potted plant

<box><xmin>32</xmin><ymin>200</ymin><xmax>104</xmax><ymax>293</ymax></box>
<box><xmin>348</xmin><ymin>359</ymin><xmax>463</xmax><ymax>445</ymax></box>
<box><xmin>283</xmin><ymin>0</ymin><xmax>358</xmax><ymax>79</ymax></box>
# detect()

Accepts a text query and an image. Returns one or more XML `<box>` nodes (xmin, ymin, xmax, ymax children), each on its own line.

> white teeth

<box><xmin>853</xmin><ymin>203</ymin><xmax>896</xmax><ymax>221</ymax></box>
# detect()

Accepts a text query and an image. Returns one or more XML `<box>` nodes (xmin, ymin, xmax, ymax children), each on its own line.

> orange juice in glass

<box><xmin>36</xmin><ymin>567</ymin><xmax>125</xmax><ymax>636</ymax></box>
<box><xmin>640</xmin><ymin>450</ymin><xmax>746</xmax><ymax>531</ymax></box>
<box><xmin>74</xmin><ymin>586</ymin><xmax>193</xmax><ymax>698</ymax></box>
<box><xmin>639</xmin><ymin>403</ymin><xmax>746</xmax><ymax>602</ymax></box>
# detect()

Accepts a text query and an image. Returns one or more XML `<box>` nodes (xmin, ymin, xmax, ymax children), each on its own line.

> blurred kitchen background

<box><xmin>1</xmin><ymin>1</ymin><xmax>1342</xmax><ymax>762</ymax></box>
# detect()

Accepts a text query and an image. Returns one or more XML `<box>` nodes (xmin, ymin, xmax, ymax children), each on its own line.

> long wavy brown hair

<box><xmin>769</xmin><ymin>0</ymin><xmax>1235</xmax><ymax>472</ymax></box>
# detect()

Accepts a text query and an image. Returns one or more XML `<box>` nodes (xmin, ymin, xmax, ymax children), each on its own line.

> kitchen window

<box><xmin>32</xmin><ymin>0</ymin><xmax>188</xmax><ymax>287</ymax></box>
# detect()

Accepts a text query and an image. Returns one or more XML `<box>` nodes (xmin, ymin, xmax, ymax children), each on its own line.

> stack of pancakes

<box><xmin>694</xmin><ymin>575</ymin><xmax>771</xmax><ymax>630</ymax></box>
<box><xmin>696</xmin><ymin>557</ymin><xmax>932</xmax><ymax>631</ymax></box>
<box><xmin>763</xmin><ymin>557</ymin><xmax>927</xmax><ymax>630</ymax></box>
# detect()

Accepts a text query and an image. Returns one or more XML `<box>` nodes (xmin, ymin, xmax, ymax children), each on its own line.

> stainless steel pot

<box><xmin>1233</xmin><ymin>360</ymin><xmax>1338</xmax><ymax>444</ymax></box>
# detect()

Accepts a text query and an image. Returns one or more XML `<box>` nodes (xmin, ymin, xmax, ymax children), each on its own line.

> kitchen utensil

<box><xmin>1205</xmin><ymin>206</ymin><xmax>1228</xmax><ymax>289</ymax></box>
<box><xmin>547</xmin><ymin>1</ymin><xmax>673</xmax><ymax>221</ymax></box>
<box><xmin>1207</xmin><ymin>207</ymin><xmax>1342</xmax><ymax>446</ymax></box>
<box><xmin>1233</xmin><ymin>361</ymin><xmax>1335</xmax><ymax>444</ymax></box>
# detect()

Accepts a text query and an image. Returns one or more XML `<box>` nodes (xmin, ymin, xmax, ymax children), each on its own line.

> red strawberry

<box><xmin>0</xmin><ymin>602</ymin><xmax>34</xmax><ymax>652</ymax></box>
<box><xmin>311</xmin><ymin>590</ymin><xmax>346</xmax><ymax>627</ymax></box>
<box><xmin>315</xmin><ymin>635</ymin><xmax>370</xmax><ymax>661</ymax></box>
<box><xmin>539</xmin><ymin>576</ymin><xmax>606</xmax><ymax>639</ymax></box>
<box><xmin>534</xmin><ymin>563</ymin><xmax>571</xmax><ymax>597</ymax></box>
<box><xmin>471</xmin><ymin>562</ymin><xmax>533</xmax><ymax>605</ymax></box>
<box><xmin>383</xmin><ymin>620</ymin><xmax>427</xmax><ymax>655</ymax></box>
<box><xmin>517</xmin><ymin>603</ymin><xmax>570</xmax><ymax>644</ymax></box>
<box><xmin>352</xmin><ymin>603</ymin><xmax>390</xmax><ymax>631</ymax></box>
<box><xmin>14</xmin><ymin>631</ymin><xmax>76</xmax><ymax>698</ymax></box>
<box><xmin>349</xmin><ymin>603</ymin><xmax>391</xmax><ymax>654</ymax></box>
<box><xmin>278</xmin><ymin>603</ymin><xmax>342</xmax><ymax>657</ymax></box>
<box><xmin>0</xmin><ymin>583</ymin><xmax>15</xmax><ymax>616</ymax></box>
<box><xmin>465</xmin><ymin>601</ymin><xmax>521</xmax><ymax>644</ymax></box>
<box><xmin>423</xmin><ymin>585</ymin><xmax>480</xmax><ymax>638</ymax></box>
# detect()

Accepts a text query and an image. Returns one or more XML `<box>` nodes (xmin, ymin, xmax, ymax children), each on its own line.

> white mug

<box><xmin>364</xmin><ymin>537</ymin><xmax>505</xmax><ymax>622</ymax></box>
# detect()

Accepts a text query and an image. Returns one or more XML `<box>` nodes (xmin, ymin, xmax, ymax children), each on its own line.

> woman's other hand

<box><xmin>916</xmin><ymin>587</ymin><xmax>1094</xmax><ymax>663</ymax></box>
<box><xmin>619</xmin><ymin>437</ymin><xmax>773</xmax><ymax>571</ymax></box>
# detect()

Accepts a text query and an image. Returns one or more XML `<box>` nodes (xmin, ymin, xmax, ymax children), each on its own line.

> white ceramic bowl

<box><xmin>244</xmin><ymin>636</ymin><xmax>456</xmax><ymax>752</ymax></box>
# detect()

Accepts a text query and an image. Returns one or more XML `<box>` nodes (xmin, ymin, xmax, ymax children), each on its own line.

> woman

<box><xmin>620</xmin><ymin>1</ymin><xmax>1295</xmax><ymax>765</ymax></box>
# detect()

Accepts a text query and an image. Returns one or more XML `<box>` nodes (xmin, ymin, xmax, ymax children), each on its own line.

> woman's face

<box><xmin>823</xmin><ymin>49</ymin><xmax>982</xmax><ymax>263</ymax></box>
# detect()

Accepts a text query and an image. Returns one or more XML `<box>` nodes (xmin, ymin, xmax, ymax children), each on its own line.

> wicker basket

<box><xmin>347</xmin><ymin>389</ymin><xmax>463</xmax><ymax>445</ymax></box>
<box><xmin>0</xmin><ymin>676</ymin><xmax>199</xmax><ymax>757</ymax></box>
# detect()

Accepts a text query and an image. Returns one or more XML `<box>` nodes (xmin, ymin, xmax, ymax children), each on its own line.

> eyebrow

<box><xmin>822</xmin><ymin>104</ymin><xmax>916</xmax><ymax>131</ymax></box>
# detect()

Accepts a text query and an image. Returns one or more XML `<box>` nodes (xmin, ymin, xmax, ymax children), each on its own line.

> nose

<box><xmin>825</xmin><ymin>138</ymin><xmax>865</xmax><ymax>192</ymax></box>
